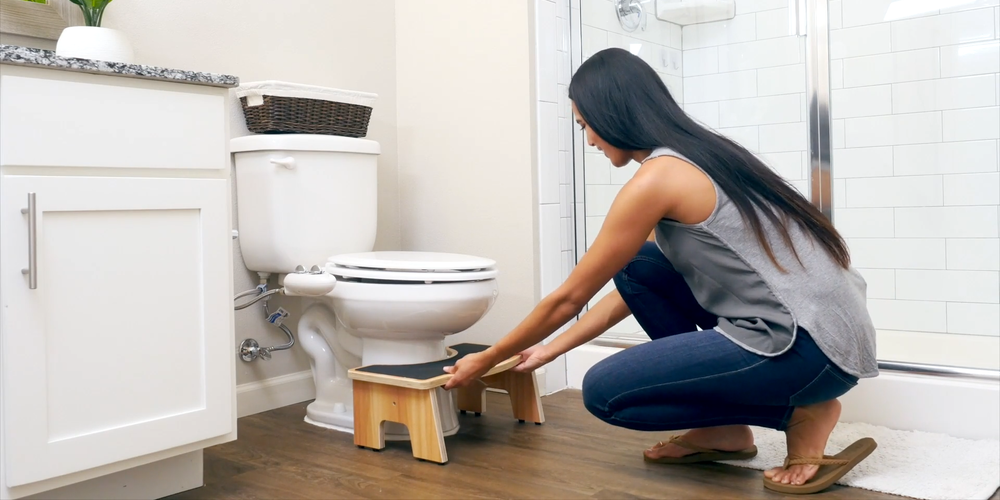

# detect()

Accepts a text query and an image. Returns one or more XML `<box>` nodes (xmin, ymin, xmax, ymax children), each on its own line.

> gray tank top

<box><xmin>646</xmin><ymin>147</ymin><xmax>878</xmax><ymax>379</ymax></box>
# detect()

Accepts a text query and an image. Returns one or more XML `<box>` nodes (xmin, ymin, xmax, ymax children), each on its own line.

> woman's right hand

<box><xmin>511</xmin><ymin>344</ymin><xmax>553</xmax><ymax>373</ymax></box>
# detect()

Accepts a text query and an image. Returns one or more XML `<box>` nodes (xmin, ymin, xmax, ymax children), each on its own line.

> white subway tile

<box><xmin>559</xmin><ymin>117</ymin><xmax>572</xmax><ymax>152</ymax></box>
<box><xmin>758</xmin><ymin>64</ymin><xmax>806</xmax><ymax>96</ymax></box>
<box><xmin>833</xmin><ymin>119</ymin><xmax>845</xmax><ymax>148</ymax></box>
<box><xmin>538</xmin><ymin>0</ymin><xmax>559</xmax><ymax>104</ymax></box>
<box><xmin>944</xmin><ymin>173</ymin><xmax>1000</xmax><ymax>205</ymax></box>
<box><xmin>831</xmin><ymin>85</ymin><xmax>893</xmax><ymax>118</ymax></box>
<box><xmin>831</xmin><ymin>24</ymin><xmax>892</xmax><ymax>59</ymax></box>
<box><xmin>684</xmin><ymin>70</ymin><xmax>758</xmax><ymax>103</ymax></box>
<box><xmin>585</xmin><ymin>216</ymin><xmax>603</xmax><ymax>248</ymax></box>
<box><xmin>790</xmin><ymin>179</ymin><xmax>810</xmax><ymax>198</ymax></box>
<box><xmin>944</xmin><ymin>106</ymin><xmax>1000</xmax><ymax>141</ymax></box>
<box><xmin>584</xmin><ymin>184</ymin><xmax>622</xmax><ymax>217</ymax></box>
<box><xmin>718</xmin><ymin>37</ymin><xmax>802</xmax><ymax>71</ymax></box>
<box><xmin>835</xmin><ymin>178</ymin><xmax>847</xmax><ymax>207</ymax></box>
<box><xmin>559</xmin><ymin>151</ymin><xmax>571</xmax><ymax>185</ymax></box>
<box><xmin>761</xmin><ymin>151</ymin><xmax>805</xmax><ymax>180</ymax></box>
<box><xmin>682</xmin><ymin>13</ymin><xmax>757</xmax><ymax>50</ymax></box>
<box><xmin>894</xmin><ymin>140</ymin><xmax>999</xmax><ymax>175</ymax></box>
<box><xmin>585</xmin><ymin>152</ymin><xmax>611</xmax><ymax>184</ymax></box>
<box><xmin>540</xmin><ymin>204</ymin><xmax>563</xmax><ymax>296</ymax></box>
<box><xmin>947</xmin><ymin>239</ymin><xmax>1000</xmax><ymax>271</ymax></box>
<box><xmin>939</xmin><ymin>0</ymin><xmax>1000</xmax><ymax>14</ymax></box>
<box><xmin>892</xmin><ymin>75</ymin><xmax>998</xmax><ymax>114</ymax></box>
<box><xmin>846</xmin><ymin>238</ymin><xmax>946</xmax><ymax>269</ymax></box>
<box><xmin>559</xmin><ymin>51</ymin><xmax>572</xmax><ymax>85</ymax></box>
<box><xmin>610</xmin><ymin>160</ymin><xmax>641</xmax><ymax>184</ymax></box>
<box><xmin>719</xmin><ymin>94</ymin><xmax>801</xmax><ymax>127</ymax></box>
<box><xmin>896</xmin><ymin>269</ymin><xmax>1000</xmax><ymax>303</ymax></box>
<box><xmin>718</xmin><ymin>125</ymin><xmax>761</xmax><ymax>152</ymax></box>
<box><xmin>661</xmin><ymin>74</ymin><xmax>685</xmax><ymax>102</ymax></box>
<box><xmin>830</xmin><ymin>1</ymin><xmax>843</xmax><ymax>30</ymax></box>
<box><xmin>556</xmin><ymin>12</ymin><xmax>570</xmax><ymax>52</ymax></box>
<box><xmin>539</xmin><ymin>102</ymin><xmax>560</xmax><ymax>204</ymax></box>
<box><xmin>561</xmin><ymin>184</ymin><xmax>573</xmax><ymax>217</ymax></box>
<box><xmin>559</xmin><ymin>84</ymin><xmax>570</xmax><ymax>118</ymax></box>
<box><xmin>842</xmin><ymin>48</ymin><xmax>940</xmax><ymax>88</ymax></box>
<box><xmin>941</xmin><ymin>41</ymin><xmax>1000</xmax><ymax>77</ymax></box>
<box><xmin>683</xmin><ymin>47</ymin><xmax>719</xmax><ymax>76</ymax></box>
<box><xmin>867</xmin><ymin>299</ymin><xmax>947</xmax><ymax>333</ymax></box>
<box><xmin>685</xmin><ymin>102</ymin><xmax>721</xmax><ymax>128</ymax></box>
<box><xmin>831</xmin><ymin>60</ymin><xmax>844</xmax><ymax>89</ymax></box>
<box><xmin>667</xmin><ymin>23</ymin><xmax>684</xmax><ymax>50</ymax></box>
<box><xmin>845</xmin><ymin>112</ymin><xmax>943</xmax><ymax>147</ymax></box>
<box><xmin>581</xmin><ymin>25</ymin><xmax>607</xmax><ymax>60</ymax></box>
<box><xmin>735</xmin><ymin>0</ymin><xmax>787</xmax><ymax>14</ymax></box>
<box><xmin>896</xmin><ymin>206</ymin><xmax>1000</xmax><ymax>237</ymax></box>
<box><xmin>833</xmin><ymin>147</ymin><xmax>894</xmax><ymax>178</ymax></box>
<box><xmin>834</xmin><ymin>208</ymin><xmax>895</xmax><ymax>237</ymax></box>
<box><xmin>560</xmin><ymin>215</ymin><xmax>573</xmax><ymax>251</ymax></box>
<box><xmin>759</xmin><ymin>122</ymin><xmax>807</xmax><ymax>152</ymax></box>
<box><xmin>562</xmin><ymin>250</ymin><xmax>575</xmax><ymax>281</ymax></box>
<box><xmin>844</xmin><ymin>175</ymin><xmax>944</xmax><ymax>208</ymax></box>
<box><xmin>557</xmin><ymin>0</ymin><xmax>569</xmax><ymax>17</ymax></box>
<box><xmin>756</xmin><ymin>8</ymin><xmax>790</xmax><ymax>39</ymax></box>
<box><xmin>891</xmin><ymin>8</ymin><xmax>995</xmax><ymax>52</ymax></box>
<box><xmin>947</xmin><ymin>302</ymin><xmax>1000</xmax><ymax>336</ymax></box>
<box><xmin>842</xmin><ymin>0</ymin><xmax>895</xmax><ymax>27</ymax></box>
<box><xmin>856</xmin><ymin>268</ymin><xmax>895</xmax><ymax>299</ymax></box>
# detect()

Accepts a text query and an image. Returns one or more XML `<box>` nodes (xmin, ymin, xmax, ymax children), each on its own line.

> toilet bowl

<box><xmin>231</xmin><ymin>134</ymin><xmax>500</xmax><ymax>439</ymax></box>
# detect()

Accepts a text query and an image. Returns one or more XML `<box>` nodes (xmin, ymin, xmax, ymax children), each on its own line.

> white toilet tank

<box><xmin>231</xmin><ymin>134</ymin><xmax>380</xmax><ymax>274</ymax></box>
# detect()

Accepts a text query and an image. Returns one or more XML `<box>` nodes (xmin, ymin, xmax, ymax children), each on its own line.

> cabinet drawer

<box><xmin>0</xmin><ymin>73</ymin><xmax>227</xmax><ymax>170</ymax></box>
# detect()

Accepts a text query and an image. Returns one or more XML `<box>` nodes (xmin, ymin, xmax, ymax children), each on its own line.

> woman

<box><xmin>443</xmin><ymin>47</ymin><xmax>878</xmax><ymax>495</ymax></box>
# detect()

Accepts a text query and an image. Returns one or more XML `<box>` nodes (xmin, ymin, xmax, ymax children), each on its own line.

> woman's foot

<box><xmin>643</xmin><ymin>425</ymin><xmax>755</xmax><ymax>460</ymax></box>
<box><xmin>764</xmin><ymin>399</ymin><xmax>842</xmax><ymax>486</ymax></box>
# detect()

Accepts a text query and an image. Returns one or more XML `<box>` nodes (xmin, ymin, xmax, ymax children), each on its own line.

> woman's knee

<box><xmin>613</xmin><ymin>242</ymin><xmax>662</xmax><ymax>295</ymax></box>
<box><xmin>581</xmin><ymin>360</ymin><xmax>617</xmax><ymax>421</ymax></box>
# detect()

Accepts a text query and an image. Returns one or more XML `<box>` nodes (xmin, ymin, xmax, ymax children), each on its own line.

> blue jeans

<box><xmin>582</xmin><ymin>242</ymin><xmax>858</xmax><ymax>432</ymax></box>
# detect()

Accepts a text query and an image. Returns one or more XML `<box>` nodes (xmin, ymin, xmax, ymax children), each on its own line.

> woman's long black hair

<box><xmin>569</xmin><ymin>48</ymin><xmax>849</xmax><ymax>271</ymax></box>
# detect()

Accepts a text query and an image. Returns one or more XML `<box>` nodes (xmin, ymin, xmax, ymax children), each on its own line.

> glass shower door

<box><xmin>575</xmin><ymin>0</ymin><xmax>813</xmax><ymax>343</ymax></box>
<box><xmin>826</xmin><ymin>0</ymin><xmax>1000</xmax><ymax>370</ymax></box>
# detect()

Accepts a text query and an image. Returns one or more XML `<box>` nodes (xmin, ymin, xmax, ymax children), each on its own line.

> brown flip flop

<box><xmin>763</xmin><ymin>437</ymin><xmax>878</xmax><ymax>494</ymax></box>
<box><xmin>643</xmin><ymin>435</ymin><xmax>758</xmax><ymax>464</ymax></box>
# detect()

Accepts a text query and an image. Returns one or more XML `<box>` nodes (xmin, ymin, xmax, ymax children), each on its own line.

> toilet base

<box><xmin>303</xmin><ymin>383</ymin><xmax>460</xmax><ymax>441</ymax></box>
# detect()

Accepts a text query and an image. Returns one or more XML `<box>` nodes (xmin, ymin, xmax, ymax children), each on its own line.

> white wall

<box><xmin>90</xmin><ymin>0</ymin><xmax>399</xmax><ymax>386</ymax></box>
<box><xmin>828</xmin><ymin>0</ymin><xmax>1000</xmax><ymax>369</ymax></box>
<box><xmin>395</xmin><ymin>1</ymin><xmax>540</xmax><ymax>349</ymax></box>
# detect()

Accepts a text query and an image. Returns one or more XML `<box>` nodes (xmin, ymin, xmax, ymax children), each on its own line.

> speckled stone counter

<box><xmin>0</xmin><ymin>44</ymin><xmax>238</xmax><ymax>88</ymax></box>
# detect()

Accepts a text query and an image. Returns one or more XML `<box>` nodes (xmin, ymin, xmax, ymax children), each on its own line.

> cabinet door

<box><xmin>0</xmin><ymin>175</ymin><xmax>234</xmax><ymax>487</ymax></box>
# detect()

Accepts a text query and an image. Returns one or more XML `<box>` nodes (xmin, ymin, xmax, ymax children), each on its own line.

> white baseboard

<box><xmin>566</xmin><ymin>345</ymin><xmax>1000</xmax><ymax>440</ymax></box>
<box><xmin>236</xmin><ymin>370</ymin><xmax>316</xmax><ymax>418</ymax></box>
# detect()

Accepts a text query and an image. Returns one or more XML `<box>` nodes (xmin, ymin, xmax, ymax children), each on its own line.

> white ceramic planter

<box><xmin>56</xmin><ymin>26</ymin><xmax>134</xmax><ymax>64</ymax></box>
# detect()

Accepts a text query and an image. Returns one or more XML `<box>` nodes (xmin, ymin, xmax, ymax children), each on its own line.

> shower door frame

<box><xmin>568</xmin><ymin>0</ymin><xmax>999</xmax><ymax>381</ymax></box>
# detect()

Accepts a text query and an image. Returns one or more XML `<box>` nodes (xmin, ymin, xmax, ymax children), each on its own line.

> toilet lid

<box><xmin>326</xmin><ymin>251</ymin><xmax>498</xmax><ymax>282</ymax></box>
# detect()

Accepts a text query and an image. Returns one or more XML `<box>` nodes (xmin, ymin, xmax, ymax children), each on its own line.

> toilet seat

<box><xmin>326</xmin><ymin>251</ymin><xmax>498</xmax><ymax>283</ymax></box>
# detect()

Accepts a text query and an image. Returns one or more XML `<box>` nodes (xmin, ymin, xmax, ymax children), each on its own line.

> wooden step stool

<box><xmin>347</xmin><ymin>343</ymin><xmax>545</xmax><ymax>464</ymax></box>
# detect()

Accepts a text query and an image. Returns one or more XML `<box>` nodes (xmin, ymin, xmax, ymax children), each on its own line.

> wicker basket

<box><xmin>236</xmin><ymin>81</ymin><xmax>377</xmax><ymax>137</ymax></box>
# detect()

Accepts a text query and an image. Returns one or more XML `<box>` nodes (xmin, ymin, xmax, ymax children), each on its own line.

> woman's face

<box><xmin>573</xmin><ymin>102</ymin><xmax>634</xmax><ymax>168</ymax></box>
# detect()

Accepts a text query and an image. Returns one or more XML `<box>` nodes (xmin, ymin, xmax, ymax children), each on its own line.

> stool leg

<box><xmin>353</xmin><ymin>380</ymin><xmax>386</xmax><ymax>451</ymax></box>
<box><xmin>397</xmin><ymin>387</ymin><xmax>448</xmax><ymax>464</ymax></box>
<box><xmin>483</xmin><ymin>371</ymin><xmax>545</xmax><ymax>424</ymax></box>
<box><xmin>456</xmin><ymin>379</ymin><xmax>487</xmax><ymax>416</ymax></box>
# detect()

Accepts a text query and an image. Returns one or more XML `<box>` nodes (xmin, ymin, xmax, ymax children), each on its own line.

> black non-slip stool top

<box><xmin>353</xmin><ymin>343</ymin><xmax>489</xmax><ymax>381</ymax></box>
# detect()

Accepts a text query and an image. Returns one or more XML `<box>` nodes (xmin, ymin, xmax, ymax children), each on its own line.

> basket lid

<box><xmin>230</xmin><ymin>135</ymin><xmax>381</xmax><ymax>155</ymax></box>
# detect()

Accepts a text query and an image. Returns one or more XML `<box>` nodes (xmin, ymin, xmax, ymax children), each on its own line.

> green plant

<box><xmin>67</xmin><ymin>0</ymin><xmax>113</xmax><ymax>27</ymax></box>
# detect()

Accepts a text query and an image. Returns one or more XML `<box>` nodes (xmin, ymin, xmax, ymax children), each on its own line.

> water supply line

<box><xmin>234</xmin><ymin>265</ymin><xmax>336</xmax><ymax>362</ymax></box>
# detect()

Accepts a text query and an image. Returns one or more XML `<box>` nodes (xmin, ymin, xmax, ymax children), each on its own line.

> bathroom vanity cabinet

<box><xmin>0</xmin><ymin>47</ymin><xmax>238</xmax><ymax>499</ymax></box>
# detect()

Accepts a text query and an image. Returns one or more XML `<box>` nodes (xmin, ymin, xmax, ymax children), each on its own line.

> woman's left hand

<box><xmin>443</xmin><ymin>350</ymin><xmax>498</xmax><ymax>390</ymax></box>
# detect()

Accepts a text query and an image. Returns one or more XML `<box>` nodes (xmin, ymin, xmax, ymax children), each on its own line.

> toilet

<box><xmin>230</xmin><ymin>134</ymin><xmax>499</xmax><ymax>439</ymax></box>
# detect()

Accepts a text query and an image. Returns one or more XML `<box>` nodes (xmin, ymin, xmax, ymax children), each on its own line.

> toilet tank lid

<box><xmin>230</xmin><ymin>134</ymin><xmax>380</xmax><ymax>155</ymax></box>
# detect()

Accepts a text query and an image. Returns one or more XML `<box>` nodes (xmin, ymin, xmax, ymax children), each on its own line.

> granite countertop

<box><xmin>0</xmin><ymin>44</ymin><xmax>239</xmax><ymax>88</ymax></box>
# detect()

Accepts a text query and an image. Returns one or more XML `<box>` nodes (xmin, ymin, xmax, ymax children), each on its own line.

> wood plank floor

<box><xmin>167</xmin><ymin>390</ymin><xmax>999</xmax><ymax>499</ymax></box>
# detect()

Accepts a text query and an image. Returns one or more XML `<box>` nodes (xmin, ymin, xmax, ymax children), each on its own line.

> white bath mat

<box><xmin>719</xmin><ymin>422</ymin><xmax>1000</xmax><ymax>500</ymax></box>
